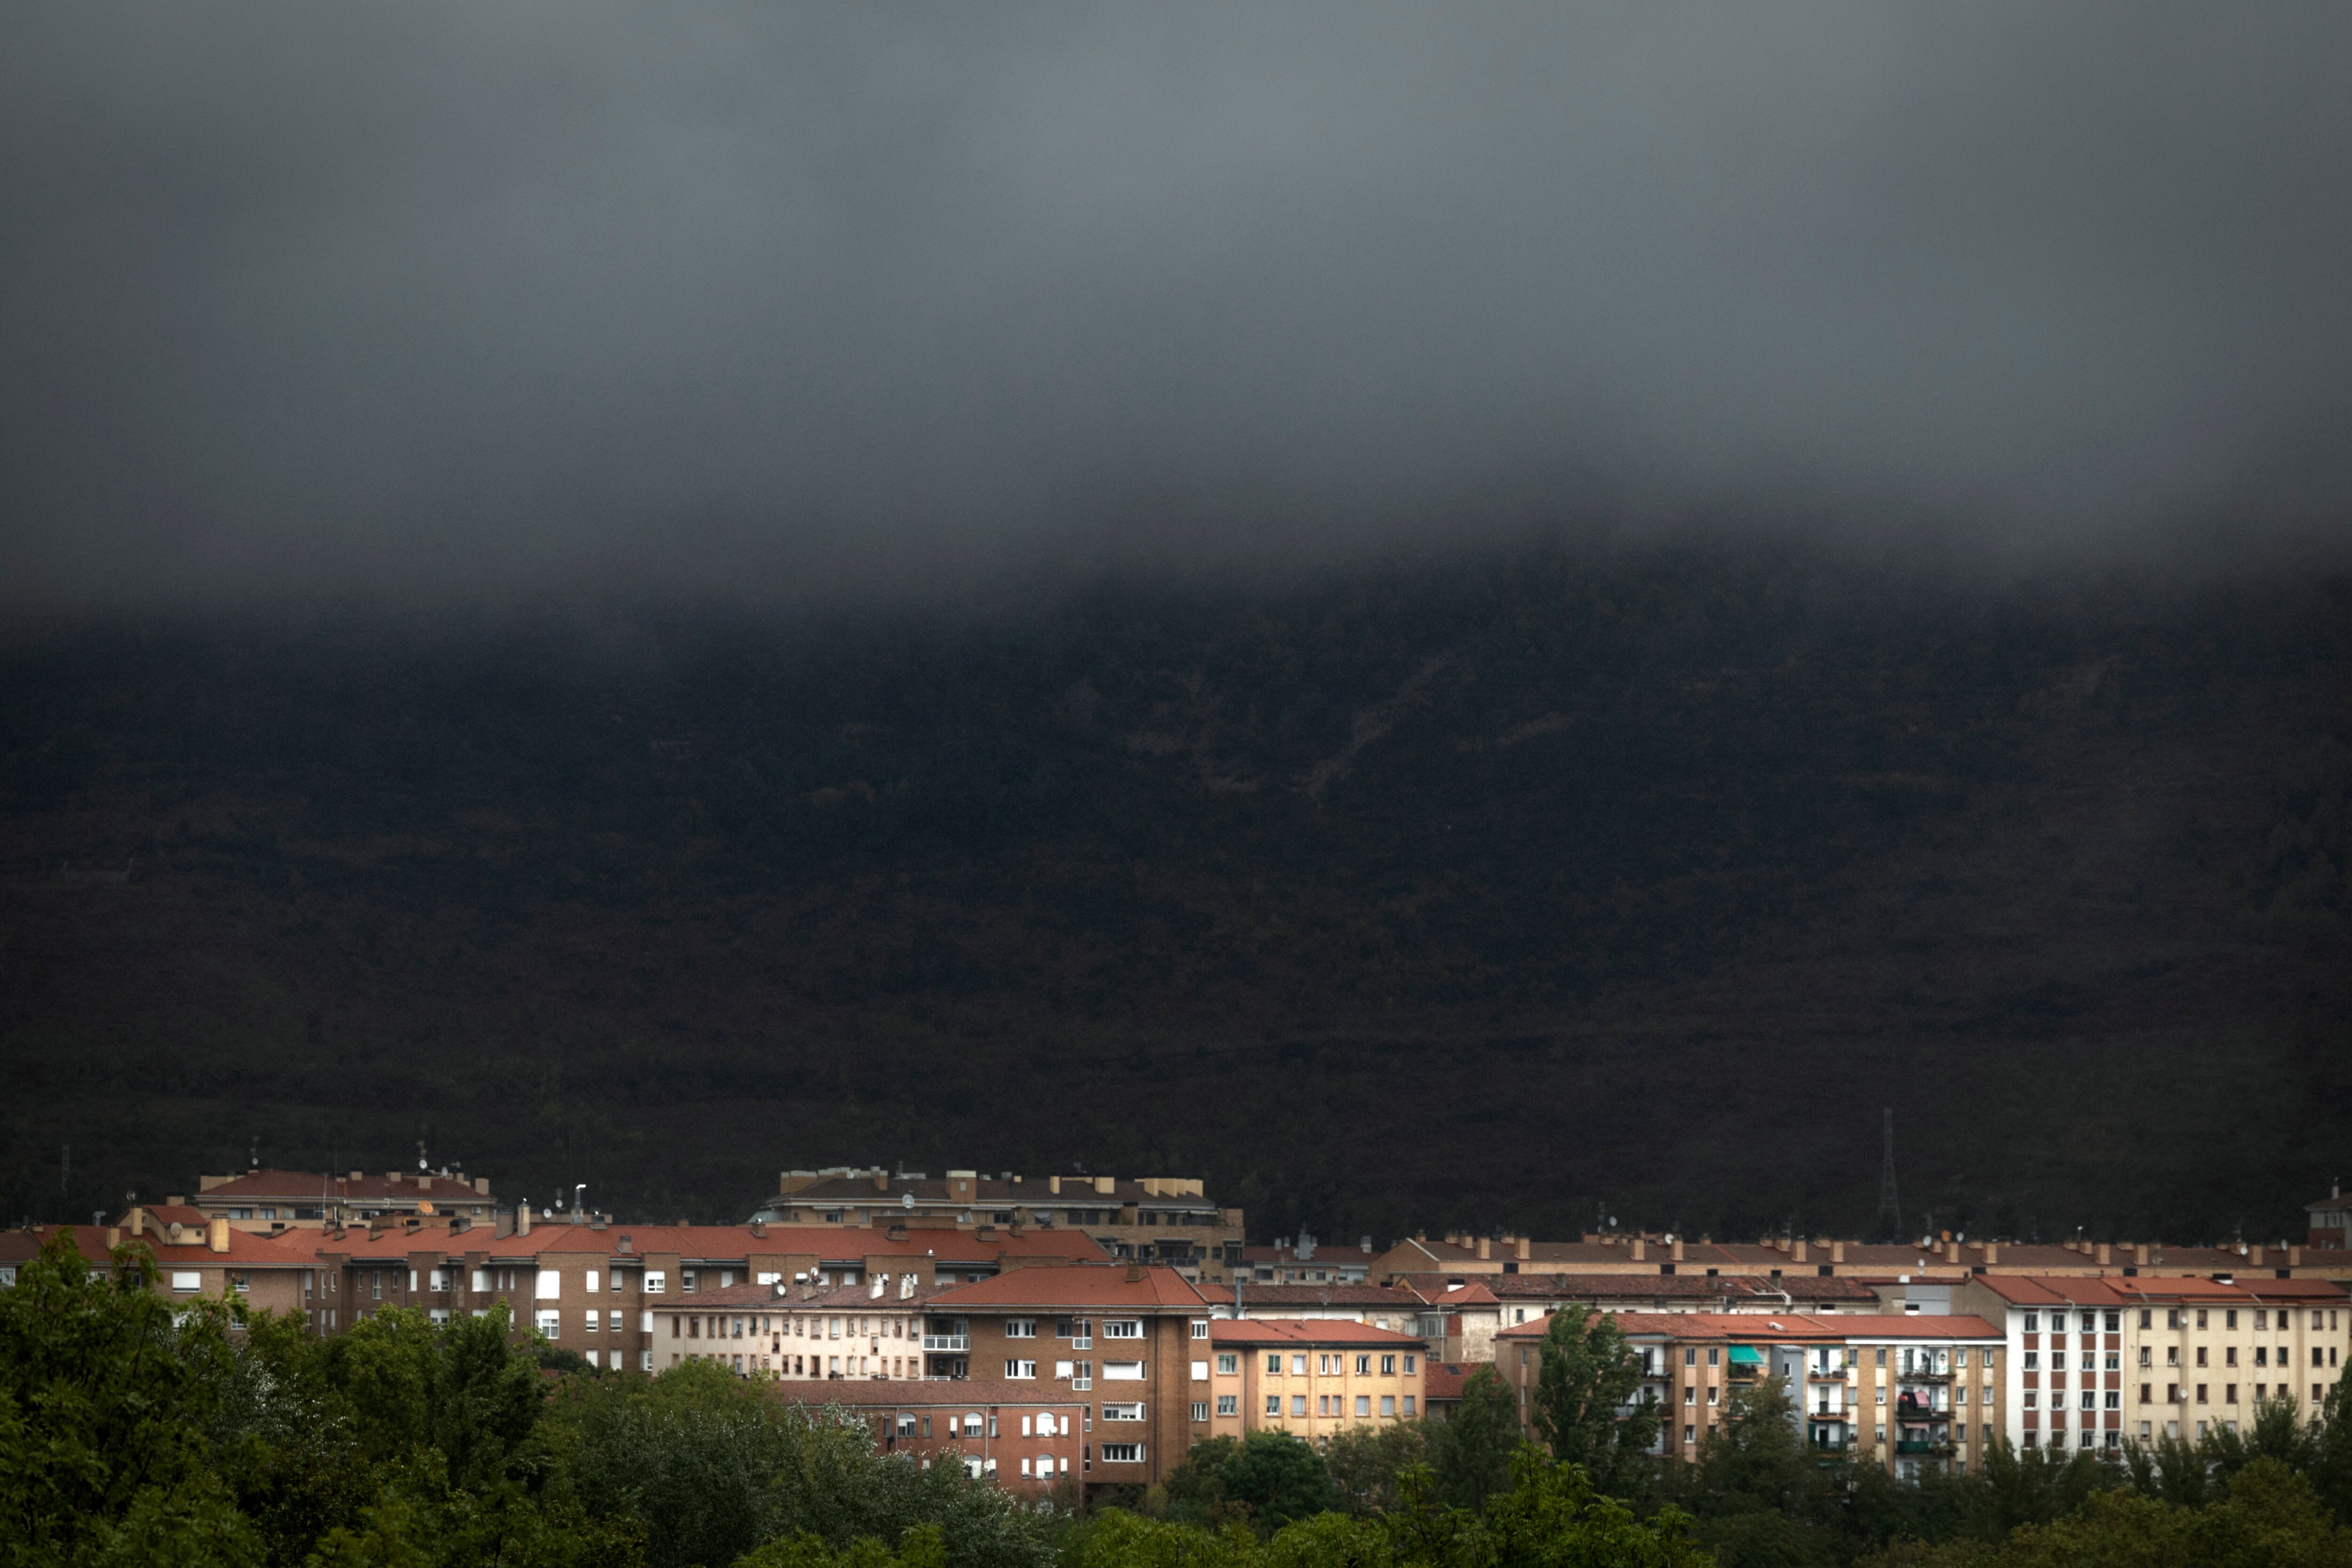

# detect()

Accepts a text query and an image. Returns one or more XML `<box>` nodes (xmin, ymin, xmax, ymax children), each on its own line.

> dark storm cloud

<box><xmin>4</xmin><ymin>2</ymin><xmax>2349</xmax><ymax>607</ymax></box>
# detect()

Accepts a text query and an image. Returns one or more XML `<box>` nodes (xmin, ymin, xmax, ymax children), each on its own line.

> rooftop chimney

<box><xmin>1049</xmin><ymin>1176</ymin><xmax>1062</xmax><ymax>1195</ymax></box>
<box><xmin>1477</xmin><ymin>1237</ymin><xmax>1491</xmax><ymax>1261</ymax></box>
<box><xmin>207</xmin><ymin>1217</ymin><xmax>230</xmax><ymax>1253</ymax></box>
<box><xmin>1630</xmin><ymin>1238</ymin><xmax>1646</xmax><ymax>1262</ymax></box>
<box><xmin>1982</xmin><ymin>1242</ymin><xmax>1997</xmax><ymax>1265</ymax></box>
<box><xmin>2250</xmin><ymin>1244</ymin><xmax>2265</xmax><ymax>1266</ymax></box>
<box><xmin>1948</xmin><ymin>1241</ymin><xmax>1962</xmax><ymax>1265</ymax></box>
<box><xmin>2289</xmin><ymin>1245</ymin><xmax>2304</xmax><ymax>1266</ymax></box>
<box><xmin>2096</xmin><ymin>1243</ymin><xmax>2111</xmax><ymax>1266</ymax></box>
<box><xmin>1670</xmin><ymin>1237</ymin><xmax>1685</xmax><ymax>1262</ymax></box>
<box><xmin>1517</xmin><ymin>1237</ymin><xmax>1532</xmax><ymax>1262</ymax></box>
<box><xmin>1125</xmin><ymin>1262</ymin><xmax>1143</xmax><ymax>1283</ymax></box>
<box><xmin>517</xmin><ymin>1206</ymin><xmax>531</xmax><ymax>1237</ymax></box>
<box><xmin>2135</xmin><ymin>1243</ymin><xmax>2149</xmax><ymax>1266</ymax></box>
<box><xmin>1794</xmin><ymin>1240</ymin><xmax>1809</xmax><ymax>1264</ymax></box>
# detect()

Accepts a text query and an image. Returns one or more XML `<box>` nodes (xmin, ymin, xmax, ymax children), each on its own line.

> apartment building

<box><xmin>1204</xmin><ymin>1320</ymin><xmax>1426</xmax><ymax>1443</ymax></box>
<box><xmin>2309</xmin><ymin>1182</ymin><xmax>2350</xmax><ymax>1250</ymax></box>
<box><xmin>755</xmin><ymin>1169</ymin><xmax>1244</xmax><ymax>1281</ymax></box>
<box><xmin>910</xmin><ymin>1264</ymin><xmax>1214</xmax><ymax>1493</ymax></box>
<box><xmin>0</xmin><ymin>1215</ymin><xmax>312</xmax><ymax>1319</ymax></box>
<box><xmin>1233</xmin><ymin>1235</ymin><xmax>1373</xmax><ymax>1284</ymax></box>
<box><xmin>1493</xmin><ymin>1311</ymin><xmax>2005</xmax><ymax>1479</ymax></box>
<box><xmin>258</xmin><ymin>1212</ymin><xmax>1103</xmax><ymax>1366</ymax></box>
<box><xmin>1948</xmin><ymin>1274</ymin><xmax>2352</xmax><ymax>1457</ymax></box>
<box><xmin>652</xmin><ymin>1280</ymin><xmax>951</xmax><ymax>1378</ymax></box>
<box><xmin>1397</xmin><ymin>1271</ymin><xmax>1880</xmax><ymax>1363</ymax></box>
<box><xmin>770</xmin><ymin>1380</ymin><xmax>1089</xmax><ymax>1493</ymax></box>
<box><xmin>187</xmin><ymin>1166</ymin><xmax>496</xmax><ymax>1234</ymax></box>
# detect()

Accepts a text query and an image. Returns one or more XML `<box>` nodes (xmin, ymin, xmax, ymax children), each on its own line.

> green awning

<box><xmin>1726</xmin><ymin>1345</ymin><xmax>1765</xmax><ymax>1366</ymax></box>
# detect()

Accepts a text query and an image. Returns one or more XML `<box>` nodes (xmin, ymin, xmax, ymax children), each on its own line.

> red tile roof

<box><xmin>196</xmin><ymin>1168</ymin><xmax>493</xmax><ymax>1204</ymax></box>
<box><xmin>0</xmin><ymin>1224</ymin><xmax>314</xmax><ymax>1269</ymax></box>
<box><xmin>1422</xmin><ymin>1362</ymin><xmax>1473</xmax><ymax>1402</ymax></box>
<box><xmin>928</xmin><ymin>1265</ymin><xmax>1209</xmax><ymax>1310</ymax></box>
<box><xmin>1208</xmin><ymin>1319</ymin><xmax>1426</xmax><ymax>1346</ymax></box>
<box><xmin>1424</xmin><ymin>1281</ymin><xmax>1501</xmax><ymax>1307</ymax></box>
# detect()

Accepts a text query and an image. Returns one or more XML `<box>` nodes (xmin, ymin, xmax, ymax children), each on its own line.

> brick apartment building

<box><xmin>771</xmin><ymin>1380</ymin><xmax>1089</xmax><ymax>1494</ymax></box>
<box><xmin>0</xmin><ymin>1212</ymin><xmax>312</xmax><ymax>1318</ymax></box>
<box><xmin>900</xmin><ymin>1263</ymin><xmax>1215</xmax><ymax>1492</ymax></box>
<box><xmin>753</xmin><ymin>1169</ymin><xmax>1244</xmax><ymax>1282</ymax></box>
<box><xmin>1204</xmin><ymin>1320</ymin><xmax>1427</xmax><ymax>1442</ymax></box>
<box><xmin>1495</xmin><ymin>1311</ymin><xmax>2007</xmax><ymax>1480</ymax></box>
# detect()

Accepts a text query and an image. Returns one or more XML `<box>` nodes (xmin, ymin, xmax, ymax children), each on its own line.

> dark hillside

<box><xmin>3</xmin><ymin>545</ymin><xmax>2347</xmax><ymax>1243</ymax></box>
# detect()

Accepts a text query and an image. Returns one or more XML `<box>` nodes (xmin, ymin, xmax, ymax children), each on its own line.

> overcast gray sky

<box><xmin>5</xmin><ymin>1</ymin><xmax>2349</xmax><ymax>608</ymax></box>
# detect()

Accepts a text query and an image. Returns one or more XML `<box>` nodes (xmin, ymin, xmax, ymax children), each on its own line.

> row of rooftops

<box><xmin>1375</xmin><ymin>1228</ymin><xmax>2345</xmax><ymax>1280</ymax></box>
<box><xmin>13</xmin><ymin>1208</ymin><xmax>2344</xmax><ymax>1329</ymax></box>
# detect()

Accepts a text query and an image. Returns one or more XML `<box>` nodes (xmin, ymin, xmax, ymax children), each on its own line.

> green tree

<box><xmin>0</xmin><ymin>1230</ymin><xmax>264</xmax><ymax>1568</ymax></box>
<box><xmin>1321</xmin><ymin>1425</ymin><xmax>1426</xmax><ymax>1517</ymax></box>
<box><xmin>1529</xmin><ymin>1306</ymin><xmax>1660</xmax><ymax>1504</ymax></box>
<box><xmin>1671</xmin><ymin>1375</ymin><xmax>1844</xmax><ymax>1567</ymax></box>
<box><xmin>1216</xmin><ymin>1433</ymin><xmax>1334</xmax><ymax>1534</ymax></box>
<box><xmin>1424</xmin><ymin>1368</ymin><xmax>1520</xmax><ymax>1511</ymax></box>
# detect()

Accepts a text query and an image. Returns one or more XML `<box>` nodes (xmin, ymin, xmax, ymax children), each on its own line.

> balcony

<box><xmin>1895</xmin><ymin>1439</ymin><xmax>1955</xmax><ymax>1455</ymax></box>
<box><xmin>921</xmin><ymin>1335</ymin><xmax>968</xmax><ymax>1353</ymax></box>
<box><xmin>1897</xmin><ymin>1370</ymin><xmax>1953</xmax><ymax>1385</ymax></box>
<box><xmin>1806</xmin><ymin>1368</ymin><xmax>1849</xmax><ymax>1382</ymax></box>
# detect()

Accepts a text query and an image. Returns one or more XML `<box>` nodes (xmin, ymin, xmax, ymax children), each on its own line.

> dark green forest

<box><xmin>11</xmin><ymin>1234</ymin><xmax>2352</xmax><ymax>1568</ymax></box>
<box><xmin>3</xmin><ymin>542</ymin><xmax>2348</xmax><ymax>1239</ymax></box>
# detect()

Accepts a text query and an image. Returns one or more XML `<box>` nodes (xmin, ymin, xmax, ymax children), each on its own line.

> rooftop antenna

<box><xmin>1876</xmin><ymin>1108</ymin><xmax>1902</xmax><ymax>1239</ymax></box>
<box><xmin>250</xmin><ymin>1135</ymin><xmax>260</xmax><ymax>1170</ymax></box>
<box><xmin>417</xmin><ymin>1139</ymin><xmax>428</xmax><ymax>1173</ymax></box>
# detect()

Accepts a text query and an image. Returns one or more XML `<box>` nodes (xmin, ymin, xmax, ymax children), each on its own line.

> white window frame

<box><xmin>1006</xmin><ymin>1359</ymin><xmax>1038</xmax><ymax>1379</ymax></box>
<box><xmin>1099</xmin><ymin>1443</ymin><xmax>1144</xmax><ymax>1464</ymax></box>
<box><xmin>1102</xmin><ymin>1361</ymin><xmax>1146</xmax><ymax>1381</ymax></box>
<box><xmin>1005</xmin><ymin>1318</ymin><xmax>1037</xmax><ymax>1338</ymax></box>
<box><xmin>535</xmin><ymin>1271</ymin><xmax>561</xmax><ymax>1300</ymax></box>
<box><xmin>1103</xmin><ymin>1319</ymin><xmax>1144</xmax><ymax>1339</ymax></box>
<box><xmin>644</xmin><ymin>1272</ymin><xmax>666</xmax><ymax>1294</ymax></box>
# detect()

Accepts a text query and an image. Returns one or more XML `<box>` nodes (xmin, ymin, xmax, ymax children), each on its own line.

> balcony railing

<box><xmin>1895</xmin><ymin>1439</ymin><xmax>1955</xmax><ymax>1455</ymax></box>
<box><xmin>921</xmin><ymin>1335</ymin><xmax>968</xmax><ymax>1352</ymax></box>
<box><xmin>1898</xmin><ymin>1370</ymin><xmax>1953</xmax><ymax>1385</ymax></box>
<box><xmin>1807</xmin><ymin>1368</ymin><xmax>1849</xmax><ymax>1382</ymax></box>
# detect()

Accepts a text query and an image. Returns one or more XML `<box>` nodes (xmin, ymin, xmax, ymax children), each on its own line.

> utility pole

<box><xmin>1876</xmin><ymin>1108</ymin><xmax>1902</xmax><ymax>1240</ymax></box>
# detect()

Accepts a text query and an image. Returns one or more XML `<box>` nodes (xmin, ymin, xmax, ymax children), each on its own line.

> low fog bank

<box><xmin>5</xmin><ymin>2</ymin><xmax>2350</xmax><ymax>612</ymax></box>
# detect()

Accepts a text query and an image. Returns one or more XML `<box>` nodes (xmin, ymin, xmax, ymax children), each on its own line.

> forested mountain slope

<box><xmin>4</xmin><ymin>545</ymin><xmax>2347</xmax><ymax>1242</ymax></box>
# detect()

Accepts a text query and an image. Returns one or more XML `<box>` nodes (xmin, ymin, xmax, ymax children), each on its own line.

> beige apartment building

<box><xmin>1204</xmin><ymin>1320</ymin><xmax>1428</xmax><ymax>1443</ymax></box>
<box><xmin>1494</xmin><ymin>1311</ymin><xmax>2006</xmax><ymax>1479</ymax></box>
<box><xmin>755</xmin><ymin>1169</ymin><xmax>1244</xmax><ymax>1281</ymax></box>
<box><xmin>1947</xmin><ymin>1274</ymin><xmax>2352</xmax><ymax>1457</ymax></box>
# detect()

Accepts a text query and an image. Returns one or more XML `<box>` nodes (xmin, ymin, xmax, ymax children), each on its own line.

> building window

<box><xmin>1217</xmin><ymin>1353</ymin><xmax>1239</xmax><ymax>1374</ymax></box>
<box><xmin>645</xmin><ymin>1273</ymin><xmax>666</xmax><ymax>1294</ymax></box>
<box><xmin>1006</xmin><ymin>1319</ymin><xmax>1036</xmax><ymax>1338</ymax></box>
<box><xmin>1290</xmin><ymin>1396</ymin><xmax>1307</xmax><ymax>1417</ymax></box>
<box><xmin>1403</xmin><ymin>1396</ymin><xmax>1417</xmax><ymax>1416</ymax></box>
<box><xmin>1192</xmin><ymin>1321</ymin><xmax>1209</xmax><ymax>1339</ymax></box>
<box><xmin>1192</xmin><ymin>1401</ymin><xmax>1209</xmax><ymax>1422</ymax></box>
<box><xmin>1218</xmin><ymin>1395</ymin><xmax>1238</xmax><ymax>1416</ymax></box>
<box><xmin>1100</xmin><ymin>1444</ymin><xmax>1144</xmax><ymax>1464</ymax></box>
<box><xmin>1265</xmin><ymin>1395</ymin><xmax>1280</xmax><ymax>1416</ymax></box>
<box><xmin>1006</xmin><ymin>1361</ymin><xmax>1037</xmax><ymax>1379</ymax></box>
<box><xmin>1103</xmin><ymin>1320</ymin><xmax>1144</xmax><ymax>1339</ymax></box>
<box><xmin>536</xmin><ymin>1310</ymin><xmax>560</xmax><ymax>1338</ymax></box>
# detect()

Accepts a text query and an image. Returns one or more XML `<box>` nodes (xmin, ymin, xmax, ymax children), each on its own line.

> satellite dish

<box><xmin>902</xmin><ymin>1192</ymin><xmax>914</xmax><ymax>1209</ymax></box>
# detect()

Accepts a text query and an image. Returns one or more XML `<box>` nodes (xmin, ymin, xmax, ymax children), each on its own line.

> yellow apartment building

<box><xmin>1205</xmin><ymin>1320</ymin><xmax>1427</xmax><ymax>1444</ymax></box>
